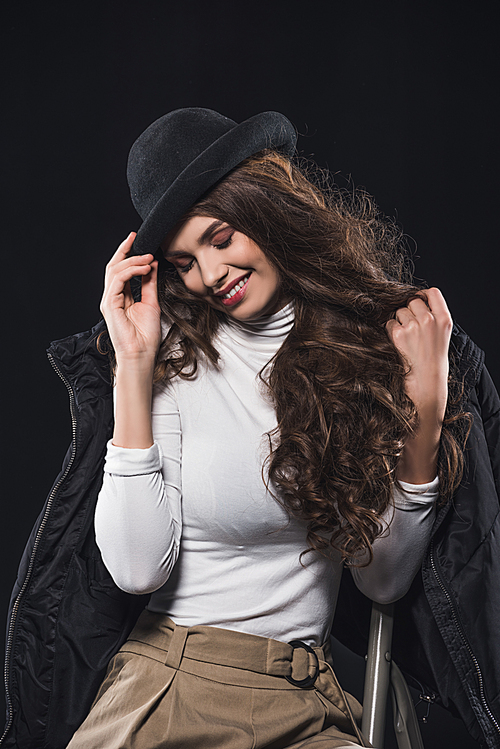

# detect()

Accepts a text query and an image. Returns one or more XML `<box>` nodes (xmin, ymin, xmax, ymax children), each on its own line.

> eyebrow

<box><xmin>198</xmin><ymin>219</ymin><xmax>226</xmax><ymax>246</ymax></box>
<box><xmin>165</xmin><ymin>220</ymin><xmax>227</xmax><ymax>259</ymax></box>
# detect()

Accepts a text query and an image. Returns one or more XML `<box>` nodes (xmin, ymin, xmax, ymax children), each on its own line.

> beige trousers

<box><xmin>67</xmin><ymin>610</ymin><xmax>372</xmax><ymax>749</ymax></box>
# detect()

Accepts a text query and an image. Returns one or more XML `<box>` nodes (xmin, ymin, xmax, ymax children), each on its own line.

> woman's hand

<box><xmin>101</xmin><ymin>233</ymin><xmax>162</xmax><ymax>449</ymax></box>
<box><xmin>386</xmin><ymin>287</ymin><xmax>453</xmax><ymax>483</ymax></box>
<box><xmin>100</xmin><ymin>232</ymin><xmax>161</xmax><ymax>365</ymax></box>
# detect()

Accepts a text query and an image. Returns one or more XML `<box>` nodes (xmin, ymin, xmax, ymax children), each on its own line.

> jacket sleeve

<box><xmin>349</xmin><ymin>478</ymin><xmax>438</xmax><ymax>604</ymax></box>
<box><xmin>94</xmin><ymin>381</ymin><xmax>182</xmax><ymax>595</ymax></box>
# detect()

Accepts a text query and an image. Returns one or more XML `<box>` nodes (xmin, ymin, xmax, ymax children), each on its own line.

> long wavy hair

<box><xmin>121</xmin><ymin>151</ymin><xmax>471</xmax><ymax>564</ymax></box>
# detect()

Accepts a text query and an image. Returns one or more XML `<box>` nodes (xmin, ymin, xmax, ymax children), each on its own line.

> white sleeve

<box><xmin>94</xmin><ymin>383</ymin><xmax>182</xmax><ymax>595</ymax></box>
<box><xmin>349</xmin><ymin>477</ymin><xmax>439</xmax><ymax>604</ymax></box>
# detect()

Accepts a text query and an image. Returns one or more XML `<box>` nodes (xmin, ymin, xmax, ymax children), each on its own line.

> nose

<box><xmin>198</xmin><ymin>249</ymin><xmax>229</xmax><ymax>290</ymax></box>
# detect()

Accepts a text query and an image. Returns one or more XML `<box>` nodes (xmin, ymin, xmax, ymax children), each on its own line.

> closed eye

<box><xmin>169</xmin><ymin>229</ymin><xmax>233</xmax><ymax>273</ymax></box>
<box><xmin>177</xmin><ymin>258</ymin><xmax>194</xmax><ymax>274</ymax></box>
<box><xmin>212</xmin><ymin>230</ymin><xmax>234</xmax><ymax>251</ymax></box>
<box><xmin>166</xmin><ymin>255</ymin><xmax>194</xmax><ymax>273</ymax></box>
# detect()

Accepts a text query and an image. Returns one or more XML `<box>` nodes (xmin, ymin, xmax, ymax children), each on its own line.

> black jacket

<box><xmin>2</xmin><ymin>321</ymin><xmax>499</xmax><ymax>749</ymax></box>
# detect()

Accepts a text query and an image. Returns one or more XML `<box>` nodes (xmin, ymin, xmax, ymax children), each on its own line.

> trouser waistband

<box><xmin>130</xmin><ymin>610</ymin><xmax>325</xmax><ymax>683</ymax></box>
<box><xmin>125</xmin><ymin>610</ymin><xmax>368</xmax><ymax>746</ymax></box>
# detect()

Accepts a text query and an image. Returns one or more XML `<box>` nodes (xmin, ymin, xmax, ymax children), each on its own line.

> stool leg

<box><xmin>390</xmin><ymin>661</ymin><xmax>424</xmax><ymax>749</ymax></box>
<box><xmin>361</xmin><ymin>602</ymin><xmax>394</xmax><ymax>749</ymax></box>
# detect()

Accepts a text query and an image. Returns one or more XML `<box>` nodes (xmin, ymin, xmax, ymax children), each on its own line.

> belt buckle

<box><xmin>285</xmin><ymin>639</ymin><xmax>320</xmax><ymax>688</ymax></box>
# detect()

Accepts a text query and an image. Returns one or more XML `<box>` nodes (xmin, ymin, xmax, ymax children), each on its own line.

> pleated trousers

<box><xmin>67</xmin><ymin>610</ymin><xmax>372</xmax><ymax>749</ymax></box>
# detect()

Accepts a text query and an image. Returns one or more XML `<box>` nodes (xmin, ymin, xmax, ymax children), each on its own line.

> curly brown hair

<box><xmin>128</xmin><ymin>151</ymin><xmax>471</xmax><ymax>564</ymax></box>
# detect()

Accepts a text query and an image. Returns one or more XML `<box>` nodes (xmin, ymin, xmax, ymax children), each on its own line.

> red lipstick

<box><xmin>218</xmin><ymin>274</ymin><xmax>251</xmax><ymax>307</ymax></box>
<box><xmin>215</xmin><ymin>273</ymin><xmax>249</xmax><ymax>298</ymax></box>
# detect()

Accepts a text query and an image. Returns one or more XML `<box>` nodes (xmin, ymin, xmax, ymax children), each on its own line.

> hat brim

<box><xmin>129</xmin><ymin>111</ymin><xmax>296</xmax><ymax>257</ymax></box>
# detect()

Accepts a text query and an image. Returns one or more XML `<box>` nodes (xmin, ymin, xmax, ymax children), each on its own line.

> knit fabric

<box><xmin>95</xmin><ymin>303</ymin><xmax>438</xmax><ymax>647</ymax></box>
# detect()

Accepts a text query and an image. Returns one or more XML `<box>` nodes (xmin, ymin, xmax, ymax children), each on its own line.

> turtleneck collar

<box><xmin>221</xmin><ymin>301</ymin><xmax>295</xmax><ymax>348</ymax></box>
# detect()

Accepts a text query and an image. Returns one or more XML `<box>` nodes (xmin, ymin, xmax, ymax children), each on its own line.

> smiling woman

<box><xmin>4</xmin><ymin>108</ymin><xmax>499</xmax><ymax>749</ymax></box>
<box><xmin>79</xmin><ymin>111</ymin><xmax>464</xmax><ymax>748</ymax></box>
<box><xmin>163</xmin><ymin>216</ymin><xmax>284</xmax><ymax>319</ymax></box>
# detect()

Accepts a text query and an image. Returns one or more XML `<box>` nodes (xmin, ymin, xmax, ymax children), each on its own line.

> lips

<box><xmin>215</xmin><ymin>273</ymin><xmax>250</xmax><ymax>298</ymax></box>
<box><xmin>218</xmin><ymin>274</ymin><xmax>251</xmax><ymax>307</ymax></box>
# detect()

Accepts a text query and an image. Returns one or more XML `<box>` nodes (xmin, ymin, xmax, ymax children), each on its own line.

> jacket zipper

<box><xmin>0</xmin><ymin>353</ymin><xmax>78</xmax><ymax>746</ymax></box>
<box><xmin>429</xmin><ymin>541</ymin><xmax>500</xmax><ymax>739</ymax></box>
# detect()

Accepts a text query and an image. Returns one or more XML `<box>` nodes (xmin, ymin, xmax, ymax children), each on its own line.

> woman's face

<box><xmin>163</xmin><ymin>216</ymin><xmax>284</xmax><ymax>321</ymax></box>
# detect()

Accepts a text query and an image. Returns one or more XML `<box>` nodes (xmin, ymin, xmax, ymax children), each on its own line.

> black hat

<box><xmin>126</xmin><ymin>107</ymin><xmax>297</xmax><ymax>256</ymax></box>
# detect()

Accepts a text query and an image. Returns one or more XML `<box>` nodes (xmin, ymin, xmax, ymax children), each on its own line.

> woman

<box><xmin>60</xmin><ymin>107</ymin><xmax>463</xmax><ymax>748</ymax></box>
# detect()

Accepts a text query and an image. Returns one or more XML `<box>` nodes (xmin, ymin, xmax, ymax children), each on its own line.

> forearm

<box><xmin>99</xmin><ymin>236</ymin><xmax>161</xmax><ymax>449</ymax></box>
<box><xmin>113</xmin><ymin>356</ymin><xmax>156</xmax><ymax>448</ymax></box>
<box><xmin>397</xmin><ymin>406</ymin><xmax>442</xmax><ymax>484</ymax></box>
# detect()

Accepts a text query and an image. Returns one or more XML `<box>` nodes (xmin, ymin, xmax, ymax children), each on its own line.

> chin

<box><xmin>229</xmin><ymin>300</ymin><xmax>283</xmax><ymax>321</ymax></box>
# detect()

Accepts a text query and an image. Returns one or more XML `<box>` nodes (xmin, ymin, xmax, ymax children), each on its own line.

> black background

<box><xmin>2</xmin><ymin>1</ymin><xmax>498</xmax><ymax>747</ymax></box>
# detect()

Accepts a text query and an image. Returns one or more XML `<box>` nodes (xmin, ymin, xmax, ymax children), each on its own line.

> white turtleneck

<box><xmin>95</xmin><ymin>303</ymin><xmax>438</xmax><ymax>647</ymax></box>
